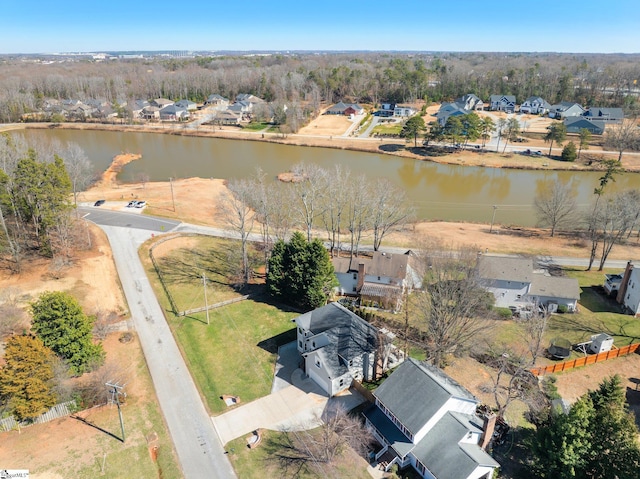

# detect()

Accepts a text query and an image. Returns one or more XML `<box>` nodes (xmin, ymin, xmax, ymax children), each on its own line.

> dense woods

<box><xmin>1</xmin><ymin>52</ymin><xmax>639</xmax><ymax>124</ymax></box>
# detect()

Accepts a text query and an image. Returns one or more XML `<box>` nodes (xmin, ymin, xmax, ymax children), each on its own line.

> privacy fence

<box><xmin>0</xmin><ymin>400</ymin><xmax>77</xmax><ymax>432</ymax></box>
<box><xmin>530</xmin><ymin>343</ymin><xmax>640</xmax><ymax>376</ymax></box>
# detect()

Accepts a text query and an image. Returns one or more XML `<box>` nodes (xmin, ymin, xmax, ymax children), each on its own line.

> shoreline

<box><xmin>8</xmin><ymin>121</ymin><xmax>640</xmax><ymax>173</ymax></box>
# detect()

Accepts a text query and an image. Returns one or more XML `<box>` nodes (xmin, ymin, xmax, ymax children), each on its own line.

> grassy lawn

<box><xmin>242</xmin><ymin>121</ymin><xmax>272</xmax><ymax>131</ymax></box>
<box><xmin>170</xmin><ymin>299</ymin><xmax>297</xmax><ymax>414</ymax></box>
<box><xmin>142</xmin><ymin>234</ymin><xmax>298</xmax><ymax>414</ymax></box>
<box><xmin>372</xmin><ymin>122</ymin><xmax>402</xmax><ymax>135</ymax></box>
<box><xmin>225</xmin><ymin>430</ymin><xmax>372</xmax><ymax>479</ymax></box>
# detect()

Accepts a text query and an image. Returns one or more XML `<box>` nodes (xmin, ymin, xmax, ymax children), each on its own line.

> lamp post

<box><xmin>169</xmin><ymin>177</ymin><xmax>175</xmax><ymax>212</ymax></box>
<box><xmin>489</xmin><ymin>205</ymin><xmax>498</xmax><ymax>233</ymax></box>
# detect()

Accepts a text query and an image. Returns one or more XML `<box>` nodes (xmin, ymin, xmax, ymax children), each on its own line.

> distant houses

<box><xmin>489</xmin><ymin>95</ymin><xmax>516</xmax><ymax>113</ymax></box>
<box><xmin>519</xmin><ymin>96</ymin><xmax>551</xmax><ymax>115</ymax></box>
<box><xmin>326</xmin><ymin>101</ymin><xmax>365</xmax><ymax>116</ymax></box>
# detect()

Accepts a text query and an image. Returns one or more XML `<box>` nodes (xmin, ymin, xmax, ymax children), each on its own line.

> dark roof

<box><xmin>477</xmin><ymin>256</ymin><xmax>533</xmax><ymax>283</ymax></box>
<box><xmin>363</xmin><ymin>405</ymin><xmax>415</xmax><ymax>457</ymax></box>
<box><xmin>296</xmin><ymin>302</ymin><xmax>378</xmax><ymax>377</ymax></box>
<box><xmin>373</xmin><ymin>358</ymin><xmax>476</xmax><ymax>437</ymax></box>
<box><xmin>412</xmin><ymin>412</ymin><xmax>499</xmax><ymax>479</ymax></box>
<box><xmin>583</xmin><ymin>107</ymin><xmax>624</xmax><ymax>121</ymax></box>
<box><xmin>564</xmin><ymin>117</ymin><xmax>605</xmax><ymax>134</ymax></box>
<box><xmin>489</xmin><ymin>95</ymin><xmax>516</xmax><ymax>104</ymax></box>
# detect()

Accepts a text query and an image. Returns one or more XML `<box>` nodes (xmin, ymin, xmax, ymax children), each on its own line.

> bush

<box><xmin>494</xmin><ymin>307</ymin><xmax>513</xmax><ymax>319</ymax></box>
<box><xmin>557</xmin><ymin>304</ymin><xmax>568</xmax><ymax>314</ymax></box>
<box><xmin>561</xmin><ymin>141</ymin><xmax>577</xmax><ymax>161</ymax></box>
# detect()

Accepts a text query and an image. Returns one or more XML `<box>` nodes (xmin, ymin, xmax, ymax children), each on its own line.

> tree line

<box><xmin>1</xmin><ymin>52</ymin><xmax>639</xmax><ymax>124</ymax></box>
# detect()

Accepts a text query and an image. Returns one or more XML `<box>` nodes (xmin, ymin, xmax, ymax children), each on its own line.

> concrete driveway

<box><xmin>212</xmin><ymin>342</ymin><xmax>366</xmax><ymax>446</ymax></box>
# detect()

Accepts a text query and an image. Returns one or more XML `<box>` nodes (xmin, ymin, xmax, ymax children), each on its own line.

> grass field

<box><xmin>372</xmin><ymin>121</ymin><xmax>403</xmax><ymax>135</ymax></box>
<box><xmin>143</xmin><ymin>235</ymin><xmax>298</xmax><ymax>414</ymax></box>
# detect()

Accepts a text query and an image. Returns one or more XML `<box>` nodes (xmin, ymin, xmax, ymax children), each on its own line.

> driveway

<box><xmin>212</xmin><ymin>342</ymin><xmax>366</xmax><ymax>446</ymax></box>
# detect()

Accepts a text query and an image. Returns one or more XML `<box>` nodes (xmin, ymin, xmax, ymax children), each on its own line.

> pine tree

<box><xmin>31</xmin><ymin>291</ymin><xmax>104</xmax><ymax>375</ymax></box>
<box><xmin>0</xmin><ymin>335</ymin><xmax>56</xmax><ymax>421</ymax></box>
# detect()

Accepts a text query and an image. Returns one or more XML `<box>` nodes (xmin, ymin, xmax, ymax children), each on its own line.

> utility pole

<box><xmin>489</xmin><ymin>205</ymin><xmax>498</xmax><ymax>233</ymax></box>
<box><xmin>203</xmin><ymin>272</ymin><xmax>210</xmax><ymax>325</ymax></box>
<box><xmin>106</xmin><ymin>381</ymin><xmax>127</xmax><ymax>442</ymax></box>
<box><xmin>169</xmin><ymin>177</ymin><xmax>176</xmax><ymax>212</ymax></box>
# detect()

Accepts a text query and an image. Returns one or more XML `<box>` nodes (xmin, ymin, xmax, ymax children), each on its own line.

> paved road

<box><xmin>79</xmin><ymin>206</ymin><xmax>180</xmax><ymax>232</ymax></box>
<box><xmin>94</xmin><ymin>224</ymin><xmax>236</xmax><ymax>479</ymax></box>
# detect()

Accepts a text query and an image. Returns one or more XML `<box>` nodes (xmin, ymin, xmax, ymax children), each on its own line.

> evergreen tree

<box><xmin>400</xmin><ymin>116</ymin><xmax>426</xmax><ymax>147</ymax></box>
<box><xmin>267</xmin><ymin>231</ymin><xmax>337</xmax><ymax>310</ymax></box>
<box><xmin>561</xmin><ymin>141</ymin><xmax>578</xmax><ymax>162</ymax></box>
<box><xmin>31</xmin><ymin>291</ymin><xmax>104</xmax><ymax>375</ymax></box>
<box><xmin>0</xmin><ymin>335</ymin><xmax>56</xmax><ymax>421</ymax></box>
<box><xmin>532</xmin><ymin>375</ymin><xmax>640</xmax><ymax>478</ymax></box>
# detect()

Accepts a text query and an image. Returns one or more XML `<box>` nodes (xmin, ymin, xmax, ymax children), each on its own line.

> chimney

<box><xmin>357</xmin><ymin>262</ymin><xmax>365</xmax><ymax>293</ymax></box>
<box><xmin>616</xmin><ymin>261</ymin><xmax>634</xmax><ymax>305</ymax></box>
<box><xmin>480</xmin><ymin>413</ymin><xmax>497</xmax><ymax>450</ymax></box>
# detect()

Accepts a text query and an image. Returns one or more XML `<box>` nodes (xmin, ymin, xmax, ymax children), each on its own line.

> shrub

<box><xmin>494</xmin><ymin>307</ymin><xmax>513</xmax><ymax>319</ymax></box>
<box><xmin>557</xmin><ymin>304</ymin><xmax>568</xmax><ymax>314</ymax></box>
<box><xmin>561</xmin><ymin>141</ymin><xmax>577</xmax><ymax>161</ymax></box>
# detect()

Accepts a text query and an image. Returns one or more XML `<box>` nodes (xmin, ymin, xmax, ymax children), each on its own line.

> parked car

<box><xmin>126</xmin><ymin>200</ymin><xmax>137</xmax><ymax>207</ymax></box>
<box><xmin>135</xmin><ymin>200</ymin><xmax>146</xmax><ymax>208</ymax></box>
<box><xmin>94</xmin><ymin>199</ymin><xmax>105</xmax><ymax>206</ymax></box>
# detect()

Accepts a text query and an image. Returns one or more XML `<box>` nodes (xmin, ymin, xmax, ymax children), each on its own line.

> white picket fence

<box><xmin>0</xmin><ymin>400</ymin><xmax>76</xmax><ymax>432</ymax></box>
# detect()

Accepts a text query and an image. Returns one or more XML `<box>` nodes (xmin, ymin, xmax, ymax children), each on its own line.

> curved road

<box><xmin>81</xmin><ymin>207</ymin><xmax>236</xmax><ymax>479</ymax></box>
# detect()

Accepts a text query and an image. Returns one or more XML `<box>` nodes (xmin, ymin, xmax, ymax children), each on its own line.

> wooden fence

<box><xmin>178</xmin><ymin>294</ymin><xmax>250</xmax><ymax>317</ymax></box>
<box><xmin>530</xmin><ymin>343</ymin><xmax>640</xmax><ymax>376</ymax></box>
<box><xmin>0</xmin><ymin>400</ymin><xmax>77</xmax><ymax>432</ymax></box>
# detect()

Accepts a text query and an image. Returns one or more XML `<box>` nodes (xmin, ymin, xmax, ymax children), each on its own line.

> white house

<box><xmin>614</xmin><ymin>262</ymin><xmax>640</xmax><ymax>316</ymax></box>
<box><xmin>332</xmin><ymin>251</ymin><xmax>422</xmax><ymax>311</ymax></box>
<box><xmin>394</xmin><ymin>105</ymin><xmax>417</xmax><ymax>118</ymax></box>
<box><xmin>519</xmin><ymin>96</ymin><xmax>551</xmax><ymax>115</ymax></box>
<box><xmin>294</xmin><ymin>302</ymin><xmax>402</xmax><ymax>397</ymax></box>
<box><xmin>159</xmin><ymin>104</ymin><xmax>190</xmax><ymax>121</ymax></box>
<box><xmin>364</xmin><ymin>358</ymin><xmax>500</xmax><ymax>479</ymax></box>
<box><xmin>477</xmin><ymin>255</ymin><xmax>580</xmax><ymax>312</ymax></box>
<box><xmin>489</xmin><ymin>95</ymin><xmax>516</xmax><ymax>113</ymax></box>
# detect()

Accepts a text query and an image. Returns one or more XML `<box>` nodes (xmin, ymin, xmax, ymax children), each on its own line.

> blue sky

<box><xmin>2</xmin><ymin>0</ymin><xmax>639</xmax><ymax>54</ymax></box>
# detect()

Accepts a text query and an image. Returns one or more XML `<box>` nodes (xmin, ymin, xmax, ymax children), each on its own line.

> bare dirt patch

<box><xmin>96</xmin><ymin>153</ymin><xmax>142</xmax><ymax>188</ymax></box>
<box><xmin>298</xmin><ymin>113</ymin><xmax>353</xmax><ymax>136</ymax></box>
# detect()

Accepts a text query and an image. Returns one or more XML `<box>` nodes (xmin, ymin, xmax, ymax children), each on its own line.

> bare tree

<box><xmin>604</xmin><ymin>119</ymin><xmax>640</xmax><ymax>162</ymax></box>
<box><xmin>533</xmin><ymin>179</ymin><xmax>578</xmax><ymax>237</ymax></box>
<box><xmin>369</xmin><ymin>178</ymin><xmax>414</xmax><ymax>251</ymax></box>
<box><xmin>272</xmin><ymin>404</ymin><xmax>372</xmax><ymax>477</ymax></box>
<box><xmin>587</xmin><ymin>159</ymin><xmax>621</xmax><ymax>270</ymax></box>
<box><xmin>595</xmin><ymin>190</ymin><xmax>639</xmax><ymax>270</ymax></box>
<box><xmin>414</xmin><ymin>244</ymin><xmax>495</xmax><ymax>368</ymax></box>
<box><xmin>63</xmin><ymin>142</ymin><xmax>93</xmax><ymax>206</ymax></box>
<box><xmin>345</xmin><ymin>175</ymin><xmax>370</xmax><ymax>259</ymax></box>
<box><xmin>292</xmin><ymin>163</ymin><xmax>328</xmax><ymax>241</ymax></box>
<box><xmin>0</xmin><ymin>288</ymin><xmax>28</xmax><ymax>338</ymax></box>
<box><xmin>321</xmin><ymin>165</ymin><xmax>350</xmax><ymax>256</ymax></box>
<box><xmin>218</xmin><ymin>178</ymin><xmax>255</xmax><ymax>285</ymax></box>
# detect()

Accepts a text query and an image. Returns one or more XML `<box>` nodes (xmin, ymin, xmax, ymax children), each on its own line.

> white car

<box><xmin>135</xmin><ymin>200</ymin><xmax>146</xmax><ymax>208</ymax></box>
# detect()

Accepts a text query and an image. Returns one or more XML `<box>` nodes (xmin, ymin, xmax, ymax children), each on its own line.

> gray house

<box><xmin>294</xmin><ymin>302</ymin><xmax>402</xmax><ymax>397</ymax></box>
<box><xmin>477</xmin><ymin>255</ymin><xmax>580</xmax><ymax>312</ymax></box>
<box><xmin>519</xmin><ymin>96</ymin><xmax>551</xmax><ymax>115</ymax></box>
<box><xmin>583</xmin><ymin>107</ymin><xmax>624</xmax><ymax>123</ymax></box>
<box><xmin>435</xmin><ymin>102</ymin><xmax>469</xmax><ymax>126</ymax></box>
<box><xmin>549</xmin><ymin>102</ymin><xmax>585</xmax><ymax>119</ymax></box>
<box><xmin>364</xmin><ymin>358</ymin><xmax>500</xmax><ymax>479</ymax></box>
<box><xmin>489</xmin><ymin>95</ymin><xmax>516</xmax><ymax>113</ymax></box>
<box><xmin>564</xmin><ymin>117</ymin><xmax>605</xmax><ymax>135</ymax></box>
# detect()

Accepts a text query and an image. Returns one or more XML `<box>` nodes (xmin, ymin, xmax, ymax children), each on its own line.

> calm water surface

<box><xmin>20</xmin><ymin>129</ymin><xmax>640</xmax><ymax>226</ymax></box>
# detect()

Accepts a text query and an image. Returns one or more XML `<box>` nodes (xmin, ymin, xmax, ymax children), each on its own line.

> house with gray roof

<box><xmin>204</xmin><ymin>94</ymin><xmax>229</xmax><ymax>107</ymax></box>
<box><xmin>582</xmin><ymin>107</ymin><xmax>624</xmax><ymax>123</ymax></box>
<box><xmin>564</xmin><ymin>117</ymin><xmax>605</xmax><ymax>135</ymax></box>
<box><xmin>326</xmin><ymin>101</ymin><xmax>364</xmax><ymax>116</ymax></box>
<box><xmin>457</xmin><ymin>93</ymin><xmax>484</xmax><ymax>111</ymax></box>
<box><xmin>175</xmin><ymin>99</ymin><xmax>198</xmax><ymax>111</ymax></box>
<box><xmin>159</xmin><ymin>104</ymin><xmax>190</xmax><ymax>121</ymax></box>
<box><xmin>294</xmin><ymin>302</ymin><xmax>403</xmax><ymax>397</ymax></box>
<box><xmin>364</xmin><ymin>358</ymin><xmax>500</xmax><ymax>479</ymax></box>
<box><xmin>548</xmin><ymin>102</ymin><xmax>585</xmax><ymax>119</ymax></box>
<box><xmin>332</xmin><ymin>251</ymin><xmax>422</xmax><ymax>311</ymax></box>
<box><xmin>151</xmin><ymin>98</ymin><xmax>174</xmax><ymax>109</ymax></box>
<box><xmin>519</xmin><ymin>96</ymin><xmax>551</xmax><ymax>115</ymax></box>
<box><xmin>435</xmin><ymin>102</ymin><xmax>469</xmax><ymax>126</ymax></box>
<box><xmin>477</xmin><ymin>255</ymin><xmax>579</xmax><ymax>312</ymax></box>
<box><xmin>489</xmin><ymin>95</ymin><xmax>516</xmax><ymax>113</ymax></box>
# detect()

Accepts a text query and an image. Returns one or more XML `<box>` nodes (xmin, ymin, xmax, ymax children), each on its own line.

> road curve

<box><xmin>99</xmin><ymin>225</ymin><xmax>236</xmax><ymax>479</ymax></box>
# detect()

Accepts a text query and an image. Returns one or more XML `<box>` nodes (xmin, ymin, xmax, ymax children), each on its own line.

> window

<box><xmin>353</xmin><ymin>273</ymin><xmax>357</xmax><ymax>280</ymax></box>
<box><xmin>298</xmin><ymin>340</ymin><xmax>302</xmax><ymax>348</ymax></box>
<box><xmin>339</xmin><ymin>378</ymin><xmax>344</xmax><ymax>387</ymax></box>
<box><xmin>315</xmin><ymin>358</ymin><xmax>320</xmax><ymax>368</ymax></box>
<box><xmin>377</xmin><ymin>276</ymin><xmax>381</xmax><ymax>281</ymax></box>
<box><xmin>312</xmin><ymin>341</ymin><xmax>316</xmax><ymax>348</ymax></box>
<box><xmin>352</xmin><ymin>287</ymin><xmax>356</xmax><ymax>292</ymax></box>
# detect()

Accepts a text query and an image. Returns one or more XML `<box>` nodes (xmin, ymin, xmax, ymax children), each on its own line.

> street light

<box><xmin>489</xmin><ymin>205</ymin><xmax>498</xmax><ymax>233</ymax></box>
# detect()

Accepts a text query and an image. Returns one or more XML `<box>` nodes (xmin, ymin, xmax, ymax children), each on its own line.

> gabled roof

<box><xmin>153</xmin><ymin>98</ymin><xmax>174</xmax><ymax>107</ymax></box>
<box><xmin>207</xmin><ymin>93</ymin><xmax>228</xmax><ymax>101</ymax></box>
<box><xmin>564</xmin><ymin>117</ymin><xmax>605</xmax><ymax>134</ymax></box>
<box><xmin>412</xmin><ymin>412</ymin><xmax>499</xmax><ymax>479</ymax></box>
<box><xmin>523</xmin><ymin>96</ymin><xmax>551</xmax><ymax>108</ymax></box>
<box><xmin>583</xmin><ymin>107</ymin><xmax>624</xmax><ymax>120</ymax></box>
<box><xmin>489</xmin><ymin>95</ymin><xmax>516</xmax><ymax>104</ymax></box>
<box><xmin>477</xmin><ymin>256</ymin><xmax>533</xmax><ymax>283</ymax></box>
<box><xmin>551</xmin><ymin>102</ymin><xmax>584</xmax><ymax>113</ymax></box>
<box><xmin>235</xmin><ymin>93</ymin><xmax>264</xmax><ymax>103</ymax></box>
<box><xmin>529</xmin><ymin>275</ymin><xmax>580</xmax><ymax>300</ymax></box>
<box><xmin>332</xmin><ymin>251</ymin><xmax>411</xmax><ymax>280</ymax></box>
<box><xmin>373</xmin><ymin>358</ymin><xmax>476</xmax><ymax>437</ymax></box>
<box><xmin>296</xmin><ymin>302</ymin><xmax>378</xmax><ymax>378</ymax></box>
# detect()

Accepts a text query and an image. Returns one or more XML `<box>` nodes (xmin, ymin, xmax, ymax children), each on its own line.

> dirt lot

<box><xmin>297</xmin><ymin>112</ymin><xmax>354</xmax><ymax>136</ymax></box>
